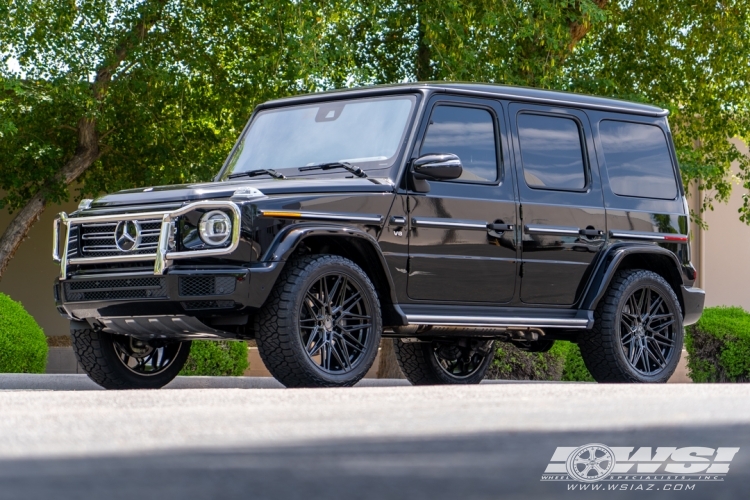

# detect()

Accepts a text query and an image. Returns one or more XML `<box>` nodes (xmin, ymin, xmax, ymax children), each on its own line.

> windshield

<box><xmin>221</xmin><ymin>95</ymin><xmax>416</xmax><ymax>178</ymax></box>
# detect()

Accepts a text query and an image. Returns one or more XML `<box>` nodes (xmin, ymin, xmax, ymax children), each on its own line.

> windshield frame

<box><xmin>215</xmin><ymin>91</ymin><xmax>423</xmax><ymax>183</ymax></box>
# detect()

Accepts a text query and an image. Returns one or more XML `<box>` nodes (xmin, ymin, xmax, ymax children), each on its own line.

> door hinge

<box><xmin>519</xmin><ymin>204</ymin><xmax>523</xmax><ymax>220</ymax></box>
<box><xmin>406</xmin><ymin>257</ymin><xmax>411</xmax><ymax>274</ymax></box>
<box><xmin>519</xmin><ymin>262</ymin><xmax>524</xmax><ymax>278</ymax></box>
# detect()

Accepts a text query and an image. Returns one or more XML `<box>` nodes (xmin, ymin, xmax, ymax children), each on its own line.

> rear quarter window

<box><xmin>599</xmin><ymin>120</ymin><xmax>678</xmax><ymax>200</ymax></box>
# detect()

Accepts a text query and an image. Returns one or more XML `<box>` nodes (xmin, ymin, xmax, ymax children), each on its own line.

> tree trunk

<box><xmin>0</xmin><ymin>118</ymin><xmax>99</xmax><ymax>280</ymax></box>
<box><xmin>376</xmin><ymin>339</ymin><xmax>405</xmax><ymax>379</ymax></box>
<box><xmin>415</xmin><ymin>1</ymin><xmax>432</xmax><ymax>81</ymax></box>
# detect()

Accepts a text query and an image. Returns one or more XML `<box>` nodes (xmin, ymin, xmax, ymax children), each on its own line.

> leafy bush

<box><xmin>179</xmin><ymin>340</ymin><xmax>248</xmax><ymax>376</ymax></box>
<box><xmin>0</xmin><ymin>293</ymin><xmax>47</xmax><ymax>373</ymax></box>
<box><xmin>560</xmin><ymin>343</ymin><xmax>596</xmax><ymax>382</ymax></box>
<box><xmin>487</xmin><ymin>340</ymin><xmax>594</xmax><ymax>382</ymax></box>
<box><xmin>685</xmin><ymin>306</ymin><xmax>750</xmax><ymax>382</ymax></box>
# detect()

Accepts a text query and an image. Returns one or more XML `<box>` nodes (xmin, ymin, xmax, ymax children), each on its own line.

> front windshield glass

<box><xmin>222</xmin><ymin>95</ymin><xmax>416</xmax><ymax>178</ymax></box>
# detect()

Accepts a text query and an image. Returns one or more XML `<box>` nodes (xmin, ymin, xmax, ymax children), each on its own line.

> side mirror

<box><xmin>412</xmin><ymin>153</ymin><xmax>463</xmax><ymax>180</ymax></box>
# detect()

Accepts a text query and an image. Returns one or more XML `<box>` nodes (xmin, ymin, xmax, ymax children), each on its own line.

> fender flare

<box><xmin>262</xmin><ymin>223</ymin><xmax>403</xmax><ymax>317</ymax></box>
<box><xmin>580</xmin><ymin>244</ymin><xmax>686</xmax><ymax>313</ymax></box>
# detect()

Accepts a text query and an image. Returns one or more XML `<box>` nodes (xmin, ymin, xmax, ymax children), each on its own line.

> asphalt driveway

<box><xmin>0</xmin><ymin>375</ymin><xmax>748</xmax><ymax>499</ymax></box>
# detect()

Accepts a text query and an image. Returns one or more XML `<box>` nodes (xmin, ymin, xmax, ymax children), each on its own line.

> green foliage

<box><xmin>179</xmin><ymin>340</ymin><xmax>248</xmax><ymax>376</ymax></box>
<box><xmin>487</xmin><ymin>340</ymin><xmax>593</xmax><ymax>381</ymax></box>
<box><xmin>685</xmin><ymin>306</ymin><xmax>750</xmax><ymax>383</ymax></box>
<box><xmin>560</xmin><ymin>343</ymin><xmax>595</xmax><ymax>382</ymax></box>
<box><xmin>0</xmin><ymin>293</ymin><xmax>48</xmax><ymax>373</ymax></box>
<box><xmin>1</xmin><ymin>0</ymin><xmax>749</xmax><ymax>239</ymax></box>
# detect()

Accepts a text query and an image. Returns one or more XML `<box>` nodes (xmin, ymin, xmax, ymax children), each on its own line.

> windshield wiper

<box><xmin>228</xmin><ymin>169</ymin><xmax>286</xmax><ymax>180</ymax></box>
<box><xmin>298</xmin><ymin>162</ymin><xmax>367</xmax><ymax>178</ymax></box>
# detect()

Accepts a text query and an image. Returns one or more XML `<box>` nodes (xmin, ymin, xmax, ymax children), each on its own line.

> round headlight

<box><xmin>198</xmin><ymin>210</ymin><xmax>232</xmax><ymax>246</ymax></box>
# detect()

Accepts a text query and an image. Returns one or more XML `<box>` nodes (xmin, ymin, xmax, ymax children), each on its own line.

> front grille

<box><xmin>64</xmin><ymin>277</ymin><xmax>167</xmax><ymax>302</ymax></box>
<box><xmin>181</xmin><ymin>300</ymin><xmax>235</xmax><ymax>310</ymax></box>
<box><xmin>75</xmin><ymin>219</ymin><xmax>162</xmax><ymax>258</ymax></box>
<box><xmin>178</xmin><ymin>276</ymin><xmax>237</xmax><ymax>296</ymax></box>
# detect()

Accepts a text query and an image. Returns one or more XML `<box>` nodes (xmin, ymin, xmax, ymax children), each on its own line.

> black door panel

<box><xmin>509</xmin><ymin>103</ymin><xmax>606</xmax><ymax>306</ymax></box>
<box><xmin>407</xmin><ymin>97</ymin><xmax>518</xmax><ymax>304</ymax></box>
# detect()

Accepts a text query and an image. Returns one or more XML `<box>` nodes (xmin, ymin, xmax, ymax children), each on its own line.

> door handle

<box><xmin>390</xmin><ymin>215</ymin><xmax>406</xmax><ymax>226</ymax></box>
<box><xmin>487</xmin><ymin>223</ymin><xmax>514</xmax><ymax>232</ymax></box>
<box><xmin>579</xmin><ymin>228</ymin><xmax>603</xmax><ymax>237</ymax></box>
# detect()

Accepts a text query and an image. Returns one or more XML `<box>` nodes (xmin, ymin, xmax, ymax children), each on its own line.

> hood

<box><xmin>90</xmin><ymin>177</ymin><xmax>395</xmax><ymax>208</ymax></box>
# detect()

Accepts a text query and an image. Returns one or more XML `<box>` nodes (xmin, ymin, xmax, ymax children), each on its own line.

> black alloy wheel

<box><xmin>112</xmin><ymin>335</ymin><xmax>186</xmax><ymax>376</ymax></box>
<box><xmin>579</xmin><ymin>269</ymin><xmax>683</xmax><ymax>383</ymax></box>
<box><xmin>255</xmin><ymin>255</ymin><xmax>382</xmax><ymax>388</ymax></box>
<box><xmin>618</xmin><ymin>285</ymin><xmax>678</xmax><ymax>376</ymax></box>
<box><xmin>71</xmin><ymin>328</ymin><xmax>191</xmax><ymax>389</ymax></box>
<box><xmin>432</xmin><ymin>341</ymin><xmax>493</xmax><ymax>379</ymax></box>
<box><xmin>300</xmin><ymin>272</ymin><xmax>373</xmax><ymax>374</ymax></box>
<box><xmin>394</xmin><ymin>338</ymin><xmax>495</xmax><ymax>385</ymax></box>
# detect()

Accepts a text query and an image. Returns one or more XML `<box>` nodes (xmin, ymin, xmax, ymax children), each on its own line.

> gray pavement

<box><xmin>0</xmin><ymin>375</ymin><xmax>748</xmax><ymax>499</ymax></box>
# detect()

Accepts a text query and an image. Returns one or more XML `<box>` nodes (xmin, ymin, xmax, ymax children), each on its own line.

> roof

<box><xmin>260</xmin><ymin>82</ymin><xmax>668</xmax><ymax>118</ymax></box>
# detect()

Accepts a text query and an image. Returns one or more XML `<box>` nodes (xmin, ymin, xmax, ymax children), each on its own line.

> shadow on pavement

<box><xmin>0</xmin><ymin>424</ymin><xmax>746</xmax><ymax>500</ymax></box>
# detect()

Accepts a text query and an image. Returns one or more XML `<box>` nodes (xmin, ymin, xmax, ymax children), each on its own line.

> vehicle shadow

<box><xmin>0</xmin><ymin>424</ymin><xmax>746</xmax><ymax>500</ymax></box>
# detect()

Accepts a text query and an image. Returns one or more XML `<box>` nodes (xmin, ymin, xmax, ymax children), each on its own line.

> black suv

<box><xmin>53</xmin><ymin>83</ymin><xmax>704</xmax><ymax>389</ymax></box>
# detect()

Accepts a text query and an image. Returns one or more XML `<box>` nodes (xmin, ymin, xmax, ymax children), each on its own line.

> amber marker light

<box><xmin>260</xmin><ymin>210</ymin><xmax>303</xmax><ymax>218</ymax></box>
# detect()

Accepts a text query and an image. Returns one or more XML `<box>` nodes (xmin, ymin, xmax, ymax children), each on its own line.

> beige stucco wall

<box><xmin>0</xmin><ymin>199</ymin><xmax>78</xmax><ymax>336</ymax></box>
<box><xmin>695</xmin><ymin>138</ymin><xmax>750</xmax><ymax>309</ymax></box>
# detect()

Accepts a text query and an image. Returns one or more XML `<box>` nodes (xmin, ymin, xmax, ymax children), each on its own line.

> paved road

<box><xmin>0</xmin><ymin>375</ymin><xmax>748</xmax><ymax>499</ymax></box>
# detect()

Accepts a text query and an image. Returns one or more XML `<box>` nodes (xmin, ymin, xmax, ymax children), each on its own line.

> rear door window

<box><xmin>599</xmin><ymin>120</ymin><xmax>678</xmax><ymax>200</ymax></box>
<box><xmin>517</xmin><ymin>114</ymin><xmax>587</xmax><ymax>190</ymax></box>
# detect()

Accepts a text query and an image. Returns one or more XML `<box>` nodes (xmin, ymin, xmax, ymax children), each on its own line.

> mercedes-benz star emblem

<box><xmin>114</xmin><ymin>220</ymin><xmax>142</xmax><ymax>252</ymax></box>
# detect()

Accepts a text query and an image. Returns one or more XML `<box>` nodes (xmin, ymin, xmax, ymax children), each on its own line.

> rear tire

<box><xmin>393</xmin><ymin>338</ymin><xmax>494</xmax><ymax>385</ymax></box>
<box><xmin>579</xmin><ymin>269</ymin><xmax>683</xmax><ymax>383</ymax></box>
<box><xmin>255</xmin><ymin>254</ymin><xmax>382</xmax><ymax>388</ymax></box>
<box><xmin>71</xmin><ymin>328</ymin><xmax>191</xmax><ymax>389</ymax></box>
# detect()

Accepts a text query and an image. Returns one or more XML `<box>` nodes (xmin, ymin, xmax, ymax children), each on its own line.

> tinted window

<box><xmin>517</xmin><ymin>114</ymin><xmax>586</xmax><ymax>190</ymax></box>
<box><xmin>420</xmin><ymin>106</ymin><xmax>497</xmax><ymax>182</ymax></box>
<box><xmin>599</xmin><ymin>121</ymin><xmax>677</xmax><ymax>200</ymax></box>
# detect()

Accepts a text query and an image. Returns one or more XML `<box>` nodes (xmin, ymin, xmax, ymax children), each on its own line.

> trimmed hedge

<box><xmin>179</xmin><ymin>340</ymin><xmax>248</xmax><ymax>376</ymax></box>
<box><xmin>685</xmin><ymin>306</ymin><xmax>750</xmax><ymax>383</ymax></box>
<box><xmin>486</xmin><ymin>340</ymin><xmax>594</xmax><ymax>382</ymax></box>
<box><xmin>0</xmin><ymin>293</ymin><xmax>48</xmax><ymax>373</ymax></box>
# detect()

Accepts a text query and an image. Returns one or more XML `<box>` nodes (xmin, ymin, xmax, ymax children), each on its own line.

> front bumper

<box><xmin>680</xmin><ymin>285</ymin><xmax>705</xmax><ymax>326</ymax></box>
<box><xmin>54</xmin><ymin>263</ymin><xmax>284</xmax><ymax>324</ymax></box>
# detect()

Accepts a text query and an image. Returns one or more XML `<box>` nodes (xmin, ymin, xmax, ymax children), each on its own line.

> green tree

<box><xmin>0</xmin><ymin>0</ymin><xmax>327</xmax><ymax>277</ymax></box>
<box><xmin>2</xmin><ymin>0</ymin><xmax>749</xmax><ymax>283</ymax></box>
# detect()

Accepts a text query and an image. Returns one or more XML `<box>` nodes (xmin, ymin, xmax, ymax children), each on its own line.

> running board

<box><xmin>400</xmin><ymin>305</ymin><xmax>594</xmax><ymax>330</ymax></box>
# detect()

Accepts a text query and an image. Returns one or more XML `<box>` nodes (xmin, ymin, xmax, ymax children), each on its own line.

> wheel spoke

<box><xmin>340</xmin><ymin>332</ymin><xmax>366</xmax><ymax>353</ymax></box>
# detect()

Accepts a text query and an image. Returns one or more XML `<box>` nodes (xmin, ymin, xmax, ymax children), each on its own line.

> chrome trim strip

<box><xmin>56</xmin><ymin>201</ymin><xmax>242</xmax><ymax>279</ymax></box>
<box><xmin>524</xmin><ymin>224</ymin><xmax>580</xmax><ymax>237</ymax></box>
<box><xmin>58</xmin><ymin>213</ymin><xmax>70</xmax><ymax>280</ymax></box>
<box><xmin>609</xmin><ymin>230</ymin><xmax>688</xmax><ymax>242</ymax></box>
<box><xmin>412</xmin><ymin>217</ymin><xmax>488</xmax><ymax>231</ymax></box>
<box><xmin>52</xmin><ymin>215</ymin><xmax>61</xmax><ymax>262</ymax></box>
<box><xmin>258</xmin><ymin>210</ymin><xmax>383</xmax><ymax>224</ymax></box>
<box><xmin>406</xmin><ymin>314</ymin><xmax>590</xmax><ymax>329</ymax></box>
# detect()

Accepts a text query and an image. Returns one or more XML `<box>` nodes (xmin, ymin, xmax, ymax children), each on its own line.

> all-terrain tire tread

<box><xmin>578</xmin><ymin>269</ymin><xmax>682</xmax><ymax>383</ymax></box>
<box><xmin>254</xmin><ymin>254</ymin><xmax>381</xmax><ymax>388</ymax></box>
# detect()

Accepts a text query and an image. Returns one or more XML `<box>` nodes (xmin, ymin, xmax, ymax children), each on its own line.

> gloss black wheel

<box><xmin>71</xmin><ymin>327</ymin><xmax>191</xmax><ymax>389</ymax></box>
<box><xmin>255</xmin><ymin>255</ymin><xmax>382</xmax><ymax>388</ymax></box>
<box><xmin>394</xmin><ymin>338</ymin><xmax>494</xmax><ymax>385</ymax></box>
<box><xmin>579</xmin><ymin>269</ymin><xmax>683</xmax><ymax>383</ymax></box>
<box><xmin>619</xmin><ymin>284</ymin><xmax>678</xmax><ymax>376</ymax></box>
<box><xmin>300</xmin><ymin>273</ymin><xmax>373</xmax><ymax>374</ymax></box>
<box><xmin>112</xmin><ymin>335</ymin><xmax>186</xmax><ymax>376</ymax></box>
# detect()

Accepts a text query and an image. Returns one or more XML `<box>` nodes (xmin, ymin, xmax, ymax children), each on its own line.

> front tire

<box><xmin>255</xmin><ymin>254</ymin><xmax>382</xmax><ymax>388</ymax></box>
<box><xmin>579</xmin><ymin>269</ymin><xmax>683</xmax><ymax>383</ymax></box>
<box><xmin>393</xmin><ymin>338</ymin><xmax>495</xmax><ymax>385</ymax></box>
<box><xmin>71</xmin><ymin>328</ymin><xmax>191</xmax><ymax>389</ymax></box>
